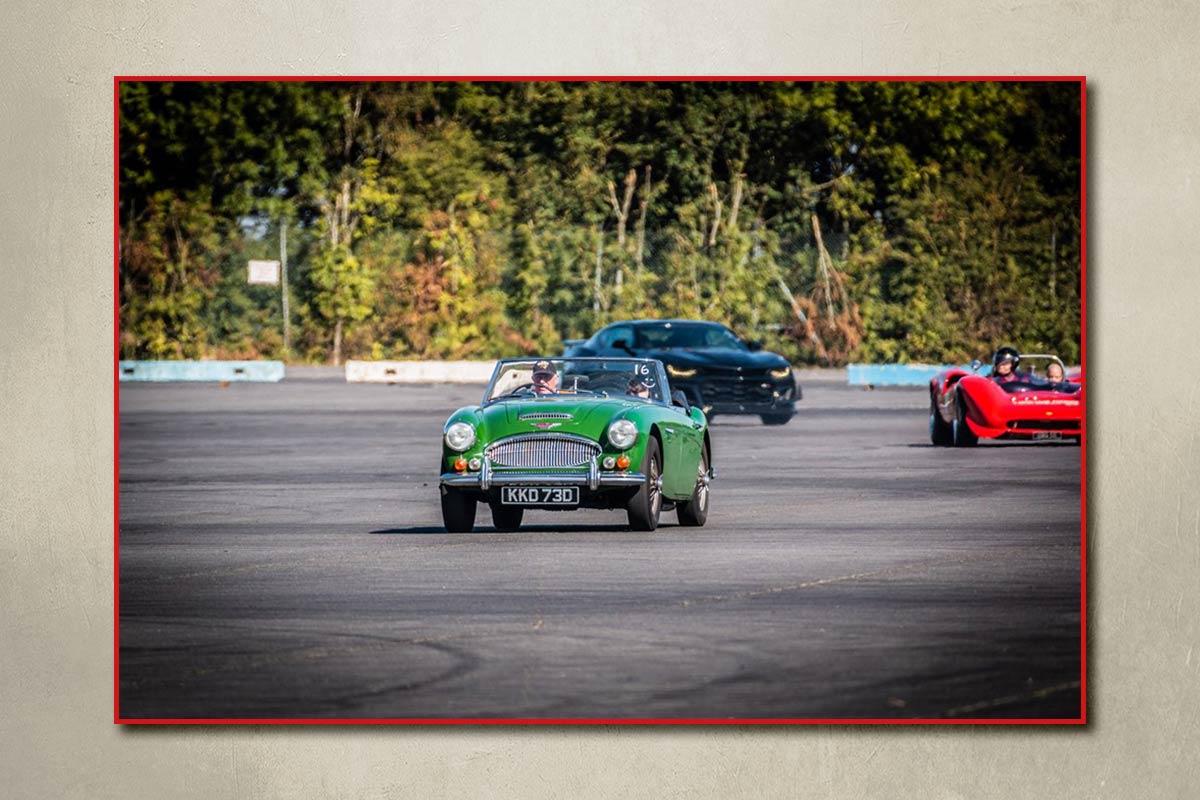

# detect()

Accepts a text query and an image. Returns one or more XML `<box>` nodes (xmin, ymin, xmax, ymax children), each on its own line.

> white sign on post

<box><xmin>247</xmin><ymin>259</ymin><xmax>281</xmax><ymax>285</ymax></box>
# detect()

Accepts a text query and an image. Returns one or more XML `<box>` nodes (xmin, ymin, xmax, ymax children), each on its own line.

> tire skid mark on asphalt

<box><xmin>309</xmin><ymin>639</ymin><xmax>480</xmax><ymax>714</ymax></box>
<box><xmin>671</xmin><ymin>547</ymin><xmax>1074</xmax><ymax>609</ymax></box>
<box><xmin>120</xmin><ymin>615</ymin><xmax>473</xmax><ymax>650</ymax></box>
<box><xmin>120</xmin><ymin>618</ymin><xmax>483</xmax><ymax>714</ymax></box>
<box><xmin>941</xmin><ymin>680</ymin><xmax>1082</xmax><ymax>717</ymax></box>
<box><xmin>120</xmin><ymin>555</ymin><xmax>336</xmax><ymax>585</ymax></box>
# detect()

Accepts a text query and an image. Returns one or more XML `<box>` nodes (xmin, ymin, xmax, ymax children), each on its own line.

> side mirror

<box><xmin>969</xmin><ymin>359</ymin><xmax>982</xmax><ymax>372</ymax></box>
<box><xmin>671</xmin><ymin>390</ymin><xmax>690</xmax><ymax>409</ymax></box>
<box><xmin>747</xmin><ymin>340</ymin><xmax>764</xmax><ymax>352</ymax></box>
<box><xmin>612</xmin><ymin>338</ymin><xmax>635</xmax><ymax>354</ymax></box>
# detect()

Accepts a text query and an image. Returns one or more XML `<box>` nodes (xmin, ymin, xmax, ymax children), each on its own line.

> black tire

<box><xmin>440</xmin><ymin>486</ymin><xmax>478</xmax><ymax>532</ymax></box>
<box><xmin>489</xmin><ymin>503</ymin><xmax>524</xmax><ymax>532</ymax></box>
<box><xmin>676</xmin><ymin>443</ymin><xmax>710</xmax><ymax>527</ymax></box>
<box><xmin>952</xmin><ymin>391</ymin><xmax>979</xmax><ymax>448</ymax></box>
<box><xmin>930</xmin><ymin>392</ymin><xmax>953</xmax><ymax>446</ymax></box>
<box><xmin>626</xmin><ymin>436</ymin><xmax>663</xmax><ymax>531</ymax></box>
<box><xmin>760</xmin><ymin>413</ymin><xmax>792</xmax><ymax>426</ymax></box>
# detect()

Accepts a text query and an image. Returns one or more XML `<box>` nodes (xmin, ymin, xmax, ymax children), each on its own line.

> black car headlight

<box><xmin>667</xmin><ymin>364</ymin><xmax>697</xmax><ymax>378</ymax></box>
<box><xmin>769</xmin><ymin>367</ymin><xmax>792</xmax><ymax>379</ymax></box>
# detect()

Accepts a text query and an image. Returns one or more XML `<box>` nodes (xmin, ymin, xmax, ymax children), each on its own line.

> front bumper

<box><xmin>440</xmin><ymin>456</ymin><xmax>644</xmax><ymax>491</ymax></box>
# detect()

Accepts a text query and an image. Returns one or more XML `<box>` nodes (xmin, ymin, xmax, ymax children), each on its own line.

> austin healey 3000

<box><xmin>439</xmin><ymin>358</ymin><xmax>712</xmax><ymax>532</ymax></box>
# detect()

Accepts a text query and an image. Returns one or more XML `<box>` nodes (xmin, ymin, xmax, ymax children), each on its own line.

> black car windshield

<box><xmin>633</xmin><ymin>322</ymin><xmax>746</xmax><ymax>351</ymax></box>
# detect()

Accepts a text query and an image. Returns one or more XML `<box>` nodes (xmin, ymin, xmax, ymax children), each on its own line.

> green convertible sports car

<box><xmin>439</xmin><ymin>357</ymin><xmax>713</xmax><ymax>532</ymax></box>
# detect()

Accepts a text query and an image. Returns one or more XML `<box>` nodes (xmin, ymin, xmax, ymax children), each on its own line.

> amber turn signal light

<box><xmin>616</xmin><ymin>455</ymin><xmax>631</xmax><ymax>469</ymax></box>
<box><xmin>454</xmin><ymin>457</ymin><xmax>468</xmax><ymax>472</ymax></box>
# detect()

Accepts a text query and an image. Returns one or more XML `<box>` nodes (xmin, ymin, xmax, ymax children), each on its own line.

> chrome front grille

<box><xmin>485</xmin><ymin>434</ymin><xmax>600</xmax><ymax>468</ymax></box>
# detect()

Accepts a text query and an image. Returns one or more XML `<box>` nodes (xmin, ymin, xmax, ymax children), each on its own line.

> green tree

<box><xmin>117</xmin><ymin>80</ymin><xmax>1081</xmax><ymax>367</ymax></box>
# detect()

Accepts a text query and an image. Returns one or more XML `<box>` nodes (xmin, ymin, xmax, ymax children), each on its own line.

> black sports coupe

<box><xmin>562</xmin><ymin>320</ymin><xmax>799</xmax><ymax>424</ymax></box>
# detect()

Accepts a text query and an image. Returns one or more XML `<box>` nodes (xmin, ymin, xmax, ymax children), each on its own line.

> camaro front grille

<box><xmin>696</xmin><ymin>377</ymin><xmax>777</xmax><ymax>403</ymax></box>
<box><xmin>485</xmin><ymin>435</ymin><xmax>601</xmax><ymax>468</ymax></box>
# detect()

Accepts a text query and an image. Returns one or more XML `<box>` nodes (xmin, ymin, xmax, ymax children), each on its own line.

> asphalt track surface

<box><xmin>118</xmin><ymin>370</ymin><xmax>1083</xmax><ymax>720</ymax></box>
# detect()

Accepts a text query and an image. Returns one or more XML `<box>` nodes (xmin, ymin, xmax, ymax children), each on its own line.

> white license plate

<box><xmin>1033</xmin><ymin>432</ymin><xmax>1063</xmax><ymax>441</ymax></box>
<box><xmin>501</xmin><ymin>486</ymin><xmax>580</xmax><ymax>506</ymax></box>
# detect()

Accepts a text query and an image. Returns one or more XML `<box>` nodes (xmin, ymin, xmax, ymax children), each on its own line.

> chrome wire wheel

<box><xmin>627</xmin><ymin>436</ymin><xmax>663</xmax><ymax>531</ymax></box>
<box><xmin>649</xmin><ymin>453</ymin><xmax>662</xmax><ymax>517</ymax></box>
<box><xmin>695</xmin><ymin>453</ymin><xmax>709</xmax><ymax>512</ymax></box>
<box><xmin>677</xmin><ymin>443</ymin><xmax>710</xmax><ymax>527</ymax></box>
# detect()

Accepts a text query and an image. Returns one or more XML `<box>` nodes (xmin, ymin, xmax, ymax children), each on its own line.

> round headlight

<box><xmin>444</xmin><ymin>421</ymin><xmax>476</xmax><ymax>452</ymax></box>
<box><xmin>607</xmin><ymin>419</ymin><xmax>638</xmax><ymax>450</ymax></box>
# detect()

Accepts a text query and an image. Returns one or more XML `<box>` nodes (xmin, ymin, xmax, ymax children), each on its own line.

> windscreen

<box><xmin>487</xmin><ymin>359</ymin><xmax>667</xmax><ymax>404</ymax></box>
<box><xmin>993</xmin><ymin>355</ymin><xmax>1080</xmax><ymax>393</ymax></box>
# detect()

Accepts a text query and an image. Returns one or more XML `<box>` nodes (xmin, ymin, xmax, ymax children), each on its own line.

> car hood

<box><xmin>639</xmin><ymin>347</ymin><xmax>789</xmax><ymax>371</ymax></box>
<box><xmin>477</xmin><ymin>396</ymin><xmax>646</xmax><ymax>441</ymax></box>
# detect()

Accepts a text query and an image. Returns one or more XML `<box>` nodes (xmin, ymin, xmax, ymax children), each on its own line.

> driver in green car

<box><xmin>530</xmin><ymin>360</ymin><xmax>559</xmax><ymax>395</ymax></box>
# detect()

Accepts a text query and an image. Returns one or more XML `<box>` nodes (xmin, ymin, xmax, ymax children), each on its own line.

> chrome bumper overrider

<box><xmin>440</xmin><ymin>456</ymin><xmax>644</xmax><ymax>491</ymax></box>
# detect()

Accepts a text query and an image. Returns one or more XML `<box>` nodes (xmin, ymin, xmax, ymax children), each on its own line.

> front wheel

<box><xmin>441</xmin><ymin>486</ymin><xmax>478</xmax><ymax>532</ymax></box>
<box><xmin>489</xmin><ymin>503</ymin><xmax>524</xmax><ymax>532</ymax></box>
<box><xmin>952</xmin><ymin>392</ymin><xmax>979</xmax><ymax>448</ymax></box>
<box><xmin>626</xmin><ymin>437</ymin><xmax>663</xmax><ymax>531</ymax></box>
<box><xmin>676</xmin><ymin>444</ymin><xmax>710</xmax><ymax>527</ymax></box>
<box><xmin>930</xmin><ymin>392</ymin><xmax>953</xmax><ymax>446</ymax></box>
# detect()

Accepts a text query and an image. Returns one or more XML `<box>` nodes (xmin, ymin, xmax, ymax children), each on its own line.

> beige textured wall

<box><xmin>2</xmin><ymin>1</ymin><xmax>1198</xmax><ymax>796</ymax></box>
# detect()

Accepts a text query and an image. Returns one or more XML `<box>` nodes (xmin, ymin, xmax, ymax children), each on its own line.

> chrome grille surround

<box><xmin>485</xmin><ymin>433</ymin><xmax>601</xmax><ymax>468</ymax></box>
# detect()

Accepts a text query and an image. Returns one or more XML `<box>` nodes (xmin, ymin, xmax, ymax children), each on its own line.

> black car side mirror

<box><xmin>970</xmin><ymin>359</ymin><xmax>982</xmax><ymax>372</ymax></box>
<box><xmin>671</xmin><ymin>390</ymin><xmax>690</xmax><ymax>409</ymax></box>
<box><xmin>747</xmin><ymin>340</ymin><xmax>764</xmax><ymax>351</ymax></box>
<box><xmin>612</xmin><ymin>338</ymin><xmax>635</xmax><ymax>355</ymax></box>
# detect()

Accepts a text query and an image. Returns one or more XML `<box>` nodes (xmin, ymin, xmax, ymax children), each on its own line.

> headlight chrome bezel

<box><xmin>607</xmin><ymin>419</ymin><xmax>639</xmax><ymax>450</ymax></box>
<box><xmin>444</xmin><ymin>421</ymin><xmax>477</xmax><ymax>452</ymax></box>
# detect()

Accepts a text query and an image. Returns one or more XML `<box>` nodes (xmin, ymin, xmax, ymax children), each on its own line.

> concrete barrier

<box><xmin>118</xmin><ymin>360</ymin><xmax>285</xmax><ymax>382</ymax></box>
<box><xmin>345</xmin><ymin>360</ymin><xmax>496</xmax><ymax>384</ymax></box>
<box><xmin>847</xmin><ymin>363</ymin><xmax>949</xmax><ymax>386</ymax></box>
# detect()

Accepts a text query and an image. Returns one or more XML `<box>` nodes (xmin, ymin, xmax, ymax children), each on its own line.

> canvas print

<box><xmin>117</xmin><ymin>79</ymin><xmax>1084</xmax><ymax>721</ymax></box>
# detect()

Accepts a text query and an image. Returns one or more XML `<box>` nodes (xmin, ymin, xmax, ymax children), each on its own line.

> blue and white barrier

<box><xmin>345</xmin><ymin>360</ymin><xmax>496</xmax><ymax>384</ymax></box>
<box><xmin>118</xmin><ymin>360</ymin><xmax>285</xmax><ymax>382</ymax></box>
<box><xmin>847</xmin><ymin>363</ymin><xmax>950</xmax><ymax>386</ymax></box>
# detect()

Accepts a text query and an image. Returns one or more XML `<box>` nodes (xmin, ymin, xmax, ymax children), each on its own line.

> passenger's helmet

<box><xmin>993</xmin><ymin>346</ymin><xmax>1021</xmax><ymax>370</ymax></box>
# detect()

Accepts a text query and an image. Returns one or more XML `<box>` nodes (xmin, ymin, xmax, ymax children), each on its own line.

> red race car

<box><xmin>929</xmin><ymin>353</ymin><xmax>1083</xmax><ymax>447</ymax></box>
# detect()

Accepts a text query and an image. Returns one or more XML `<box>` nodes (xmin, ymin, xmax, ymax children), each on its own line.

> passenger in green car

<box><xmin>626</xmin><ymin>376</ymin><xmax>652</xmax><ymax>399</ymax></box>
<box><xmin>530</xmin><ymin>360</ymin><xmax>559</xmax><ymax>395</ymax></box>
